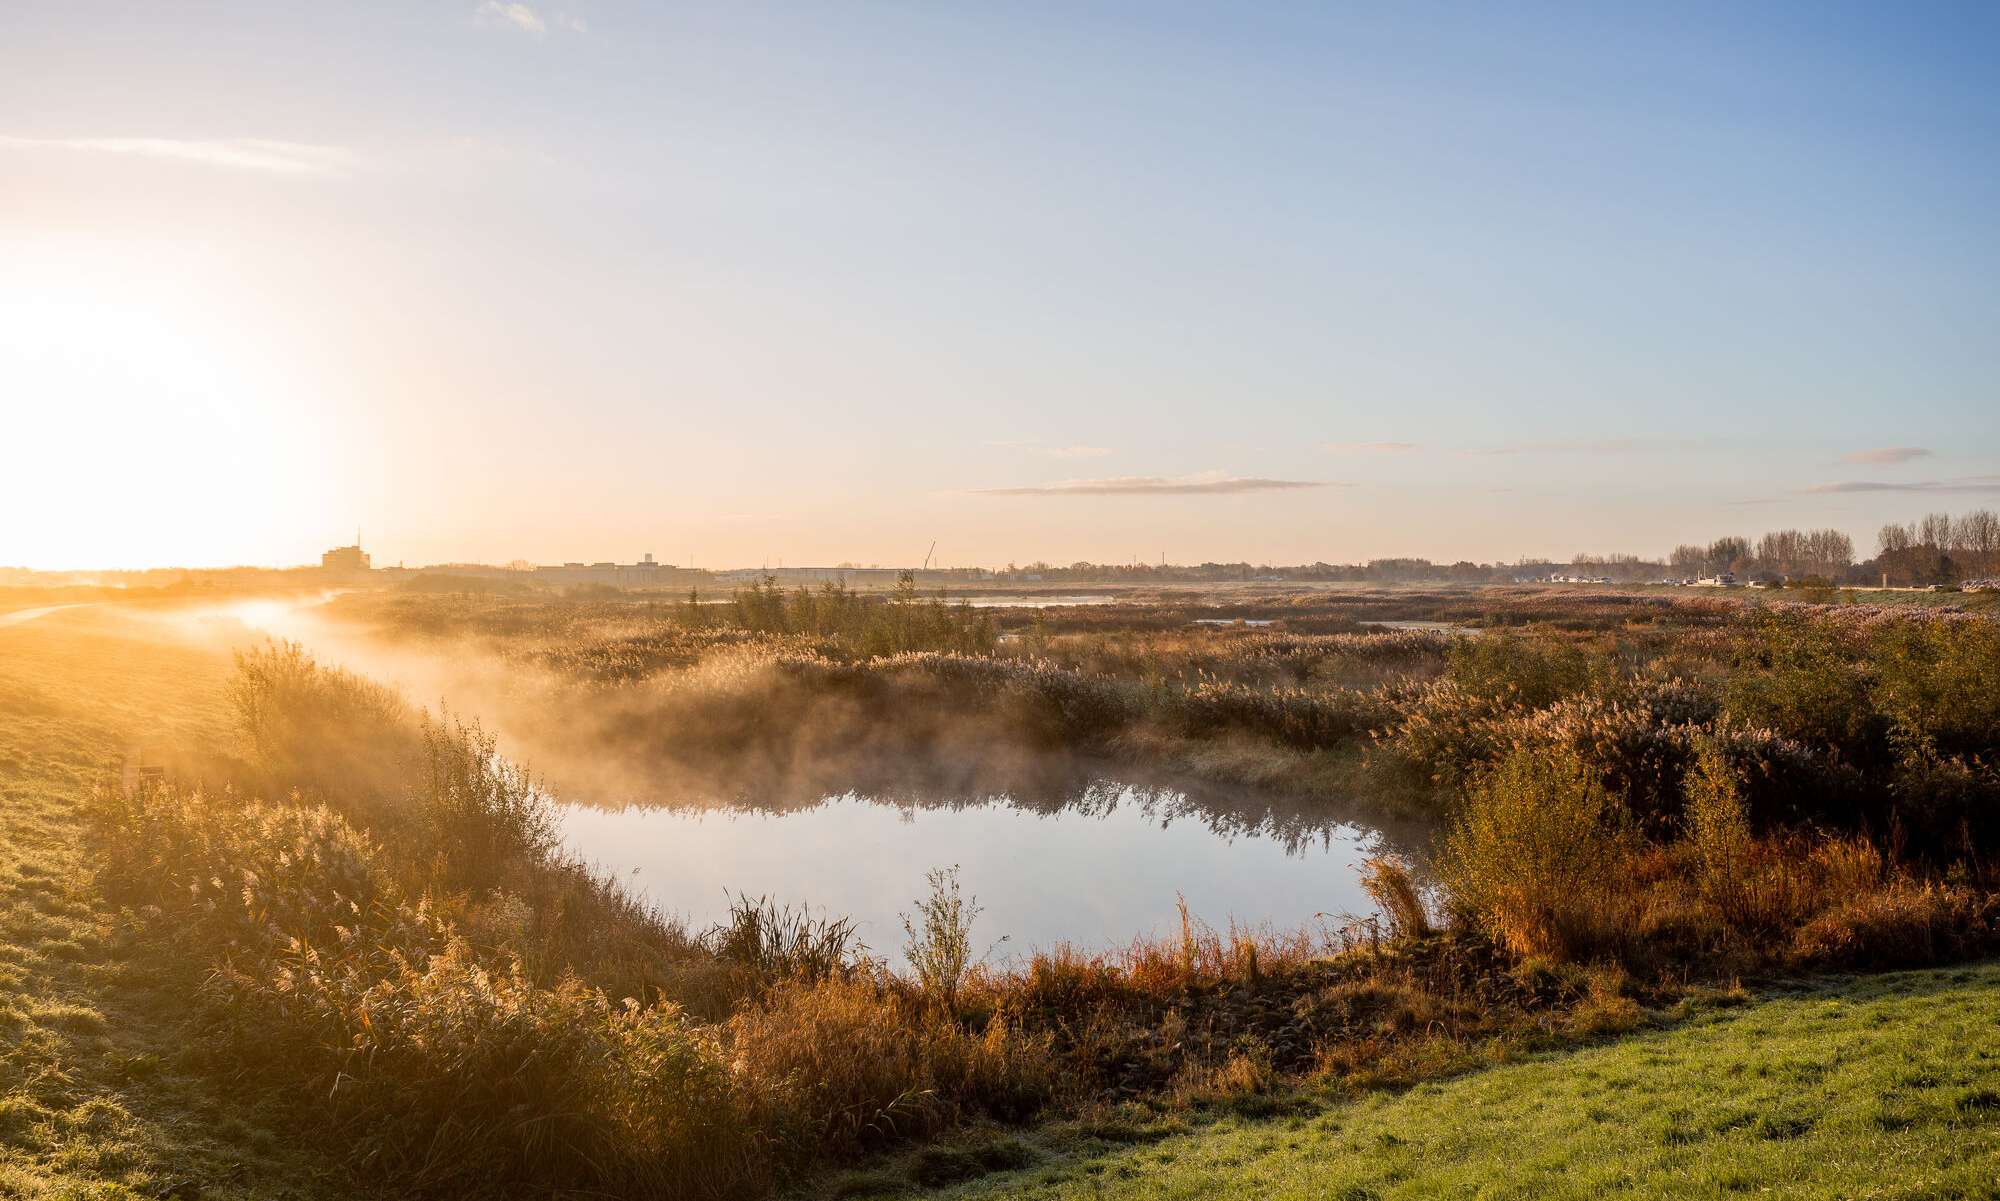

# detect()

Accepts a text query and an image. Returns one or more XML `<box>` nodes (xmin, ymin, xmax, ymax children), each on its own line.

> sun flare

<box><xmin>1</xmin><ymin>239</ymin><xmax>334</xmax><ymax>569</ymax></box>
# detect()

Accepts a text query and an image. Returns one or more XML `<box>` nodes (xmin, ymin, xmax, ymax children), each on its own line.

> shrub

<box><xmin>1722</xmin><ymin>613</ymin><xmax>1885</xmax><ymax>764</ymax></box>
<box><xmin>726</xmin><ymin>975</ymin><xmax>1055</xmax><ymax>1157</ymax></box>
<box><xmin>1439</xmin><ymin>748</ymin><xmax>1639</xmax><ymax>960</ymax></box>
<box><xmin>903</xmin><ymin>866</ymin><xmax>980</xmax><ymax>1013</ymax></box>
<box><xmin>229</xmin><ymin>640</ymin><xmax>416</xmax><ymax>820</ymax></box>
<box><xmin>95</xmin><ymin>785</ymin><xmax>757</xmax><ymax>1198</ymax></box>
<box><xmin>1871</xmin><ymin>616</ymin><xmax>2000</xmax><ymax>758</ymax></box>
<box><xmin>1445</xmin><ymin>630</ymin><xmax>1601</xmax><ymax>710</ymax></box>
<box><xmin>222</xmin><ymin>934</ymin><xmax>750</xmax><ymax>1196</ymax></box>
<box><xmin>412</xmin><ymin>712</ymin><xmax>557</xmax><ymax>895</ymax></box>
<box><xmin>1683</xmin><ymin>737</ymin><xmax>1754</xmax><ymax>903</ymax></box>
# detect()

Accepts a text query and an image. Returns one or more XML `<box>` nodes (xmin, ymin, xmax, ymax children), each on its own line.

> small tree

<box><xmin>902</xmin><ymin>865</ymin><xmax>979</xmax><ymax>1012</ymax></box>
<box><xmin>1683</xmin><ymin>736</ymin><xmax>1754</xmax><ymax>907</ymax></box>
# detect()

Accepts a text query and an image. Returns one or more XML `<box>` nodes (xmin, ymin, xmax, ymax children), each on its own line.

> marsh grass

<box><xmin>24</xmin><ymin>590</ymin><xmax>2000</xmax><ymax>1199</ymax></box>
<box><xmin>708</xmin><ymin>893</ymin><xmax>863</xmax><ymax>984</ymax></box>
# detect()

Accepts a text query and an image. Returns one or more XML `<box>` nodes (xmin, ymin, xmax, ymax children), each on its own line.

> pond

<box><xmin>554</xmin><ymin>763</ymin><xmax>1420</xmax><ymax>967</ymax></box>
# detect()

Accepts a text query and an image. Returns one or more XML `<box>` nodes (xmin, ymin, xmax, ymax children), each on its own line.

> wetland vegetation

<box><xmin>6</xmin><ymin>580</ymin><xmax>2000</xmax><ymax>1198</ymax></box>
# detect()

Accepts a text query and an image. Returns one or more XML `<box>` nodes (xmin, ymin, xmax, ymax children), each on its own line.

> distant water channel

<box><xmin>556</xmin><ymin>764</ymin><xmax>1418</xmax><ymax>965</ymax></box>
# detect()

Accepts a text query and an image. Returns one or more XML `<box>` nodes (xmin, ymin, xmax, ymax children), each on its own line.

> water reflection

<box><xmin>553</xmin><ymin>756</ymin><xmax>1425</xmax><ymax>965</ymax></box>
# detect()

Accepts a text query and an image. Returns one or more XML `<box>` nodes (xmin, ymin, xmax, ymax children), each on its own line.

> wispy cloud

<box><xmin>1841</xmin><ymin>446</ymin><xmax>1932</xmax><ymax>465</ymax></box>
<box><xmin>1325</xmin><ymin>441</ymin><xmax>1419</xmax><ymax>454</ymax></box>
<box><xmin>477</xmin><ymin>2</ymin><xmax>547</xmax><ymax>34</ymax></box>
<box><xmin>1803</xmin><ymin>476</ymin><xmax>2000</xmax><ymax>495</ymax></box>
<box><xmin>0</xmin><ymin>136</ymin><xmax>360</xmax><ymax>175</ymax></box>
<box><xmin>475</xmin><ymin>2</ymin><xmax>587</xmax><ymax>35</ymax></box>
<box><xmin>977</xmin><ymin>472</ymin><xmax>1331</xmax><ymax>497</ymax></box>
<box><xmin>989</xmin><ymin>441</ymin><xmax>1113</xmax><ymax>460</ymax></box>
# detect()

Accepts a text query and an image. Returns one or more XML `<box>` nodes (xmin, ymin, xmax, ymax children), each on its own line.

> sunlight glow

<box><xmin>0</xmin><ymin>238</ymin><xmax>336</xmax><ymax>569</ymax></box>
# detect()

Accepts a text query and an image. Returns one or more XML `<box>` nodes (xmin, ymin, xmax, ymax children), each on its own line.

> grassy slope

<box><xmin>0</xmin><ymin>609</ymin><xmax>352</xmax><ymax>1199</ymax></box>
<box><xmin>925</xmin><ymin>965</ymin><xmax>2000</xmax><ymax>1201</ymax></box>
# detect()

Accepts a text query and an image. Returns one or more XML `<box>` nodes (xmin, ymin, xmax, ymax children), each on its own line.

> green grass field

<box><xmin>917</xmin><ymin>965</ymin><xmax>2000</xmax><ymax>1201</ymax></box>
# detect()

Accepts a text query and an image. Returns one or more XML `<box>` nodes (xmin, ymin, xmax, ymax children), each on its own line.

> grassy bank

<box><xmin>926</xmin><ymin>963</ymin><xmax>2000</xmax><ymax>1200</ymax></box>
<box><xmin>0</xmin><ymin>608</ymin><xmax>355</xmax><ymax>1199</ymax></box>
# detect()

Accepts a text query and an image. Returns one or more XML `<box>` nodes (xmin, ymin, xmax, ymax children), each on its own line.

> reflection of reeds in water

<box><xmin>549</xmin><ymin>750</ymin><xmax>1428</xmax><ymax>863</ymax></box>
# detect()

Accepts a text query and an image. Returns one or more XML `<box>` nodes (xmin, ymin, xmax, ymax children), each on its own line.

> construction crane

<box><xmin>922</xmin><ymin>540</ymin><xmax>937</xmax><ymax>571</ymax></box>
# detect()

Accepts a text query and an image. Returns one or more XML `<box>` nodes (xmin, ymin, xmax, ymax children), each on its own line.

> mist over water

<box><xmin>170</xmin><ymin>593</ymin><xmax>1412</xmax><ymax>958</ymax></box>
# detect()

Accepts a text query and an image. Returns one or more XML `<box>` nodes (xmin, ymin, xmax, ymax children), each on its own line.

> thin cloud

<box><xmin>477</xmin><ymin>2</ymin><xmax>547</xmax><ymax>34</ymax></box>
<box><xmin>1842</xmin><ymin>446</ymin><xmax>1932</xmax><ymax>465</ymax></box>
<box><xmin>1803</xmin><ymin>476</ymin><xmax>2000</xmax><ymax>495</ymax></box>
<box><xmin>0</xmin><ymin>136</ymin><xmax>359</xmax><ymax>175</ymax></box>
<box><xmin>1326</xmin><ymin>441</ymin><xmax>1419</xmax><ymax>454</ymax></box>
<box><xmin>977</xmin><ymin>472</ymin><xmax>1331</xmax><ymax>497</ymax></box>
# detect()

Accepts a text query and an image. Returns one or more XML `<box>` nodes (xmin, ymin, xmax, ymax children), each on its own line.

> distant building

<box><xmin>321</xmin><ymin>543</ymin><xmax>372</xmax><ymax>573</ymax></box>
<box><xmin>532</xmin><ymin>553</ymin><xmax>701</xmax><ymax>590</ymax></box>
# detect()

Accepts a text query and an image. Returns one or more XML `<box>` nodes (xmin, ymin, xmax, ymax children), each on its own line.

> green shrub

<box><xmin>1683</xmin><ymin>737</ymin><xmax>1754</xmax><ymax>899</ymax></box>
<box><xmin>1723</xmin><ymin>613</ymin><xmax>1885</xmax><ymax>764</ymax></box>
<box><xmin>903</xmin><ymin>866</ymin><xmax>980</xmax><ymax>1013</ymax></box>
<box><xmin>1871</xmin><ymin>617</ymin><xmax>2000</xmax><ymax>758</ymax></box>
<box><xmin>1439</xmin><ymin>747</ymin><xmax>1639</xmax><ymax>960</ymax></box>
<box><xmin>1446</xmin><ymin>630</ymin><xmax>1602</xmax><ymax>710</ymax></box>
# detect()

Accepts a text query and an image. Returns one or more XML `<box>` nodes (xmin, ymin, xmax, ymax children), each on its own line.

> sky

<box><xmin>2</xmin><ymin>1</ymin><xmax>1996</xmax><ymax>571</ymax></box>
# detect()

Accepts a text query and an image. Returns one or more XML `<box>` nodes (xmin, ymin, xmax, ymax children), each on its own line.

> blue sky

<box><xmin>1</xmin><ymin>1</ymin><xmax>1995</xmax><ymax>569</ymax></box>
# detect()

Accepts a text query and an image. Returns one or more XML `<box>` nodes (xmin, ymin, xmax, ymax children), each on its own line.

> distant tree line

<box><xmin>1875</xmin><ymin>510</ymin><xmax>2000</xmax><ymax>585</ymax></box>
<box><xmin>985</xmin><ymin>509</ymin><xmax>1999</xmax><ymax>588</ymax></box>
<box><xmin>1663</xmin><ymin>529</ymin><xmax>1856</xmax><ymax>582</ymax></box>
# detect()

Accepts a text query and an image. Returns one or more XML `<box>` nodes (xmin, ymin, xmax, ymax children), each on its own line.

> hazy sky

<box><xmin>3</xmin><ymin>1</ymin><xmax>1997</xmax><ymax>570</ymax></box>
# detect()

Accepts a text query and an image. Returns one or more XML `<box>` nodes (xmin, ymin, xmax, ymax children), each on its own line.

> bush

<box><xmin>411</xmin><ymin>712</ymin><xmax>557</xmax><ymax>895</ymax></box>
<box><xmin>1722</xmin><ymin>613</ymin><xmax>1885</xmax><ymax>764</ymax></box>
<box><xmin>1871</xmin><ymin>617</ymin><xmax>2000</xmax><ymax>758</ymax></box>
<box><xmin>94</xmin><ymin>784</ymin><xmax>758</xmax><ymax>1198</ymax></box>
<box><xmin>1445</xmin><ymin>630</ymin><xmax>1602</xmax><ymax>710</ymax></box>
<box><xmin>1439</xmin><ymin>748</ymin><xmax>1638</xmax><ymax>960</ymax></box>
<box><xmin>229</xmin><ymin>641</ymin><xmax>416</xmax><ymax>821</ymax></box>
<box><xmin>1683</xmin><ymin>737</ymin><xmax>1754</xmax><ymax>904</ymax></box>
<box><xmin>222</xmin><ymin>934</ymin><xmax>751</xmax><ymax>1196</ymax></box>
<box><xmin>726</xmin><ymin>975</ymin><xmax>1055</xmax><ymax>1157</ymax></box>
<box><xmin>91</xmin><ymin>783</ymin><xmax>390</xmax><ymax>954</ymax></box>
<box><xmin>903</xmin><ymin>866</ymin><xmax>980</xmax><ymax>1012</ymax></box>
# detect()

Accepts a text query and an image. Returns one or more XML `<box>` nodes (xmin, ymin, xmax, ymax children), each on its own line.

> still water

<box><xmin>557</xmin><ymin>767</ymin><xmax>1415</xmax><ymax>965</ymax></box>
